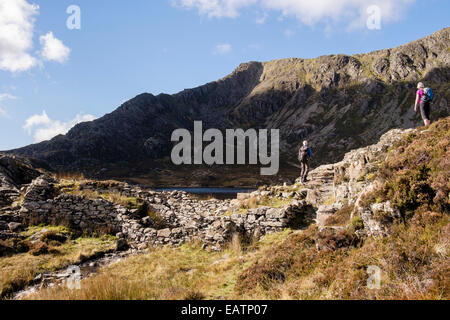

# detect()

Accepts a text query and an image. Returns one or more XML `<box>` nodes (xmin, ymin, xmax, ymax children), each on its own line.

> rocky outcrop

<box><xmin>0</xmin><ymin>155</ymin><xmax>43</xmax><ymax>208</ymax></box>
<box><xmin>0</xmin><ymin>213</ymin><xmax>23</xmax><ymax>241</ymax></box>
<box><xmin>4</xmin><ymin>28</ymin><xmax>449</xmax><ymax>185</ymax></box>
<box><xmin>357</xmin><ymin>201</ymin><xmax>401</xmax><ymax>237</ymax></box>
<box><xmin>294</xmin><ymin>127</ymin><xmax>415</xmax><ymax>235</ymax></box>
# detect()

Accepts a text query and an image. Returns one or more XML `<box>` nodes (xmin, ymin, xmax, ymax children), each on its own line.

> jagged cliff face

<box><xmin>5</xmin><ymin>28</ymin><xmax>450</xmax><ymax>184</ymax></box>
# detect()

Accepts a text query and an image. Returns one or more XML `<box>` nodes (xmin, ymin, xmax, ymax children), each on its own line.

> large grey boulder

<box><xmin>23</xmin><ymin>175</ymin><xmax>57</xmax><ymax>203</ymax></box>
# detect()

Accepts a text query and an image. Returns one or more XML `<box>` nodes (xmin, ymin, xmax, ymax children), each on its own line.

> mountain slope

<box><xmin>5</xmin><ymin>27</ymin><xmax>450</xmax><ymax>185</ymax></box>
<box><xmin>20</xmin><ymin>116</ymin><xmax>450</xmax><ymax>300</ymax></box>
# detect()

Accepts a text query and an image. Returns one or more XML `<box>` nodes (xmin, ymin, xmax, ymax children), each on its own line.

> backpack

<box><xmin>422</xmin><ymin>87</ymin><xmax>434</xmax><ymax>102</ymax></box>
<box><xmin>298</xmin><ymin>146</ymin><xmax>309</xmax><ymax>163</ymax></box>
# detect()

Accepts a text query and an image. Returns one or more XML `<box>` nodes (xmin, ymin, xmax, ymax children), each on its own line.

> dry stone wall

<box><xmin>17</xmin><ymin>175</ymin><xmax>312</xmax><ymax>251</ymax></box>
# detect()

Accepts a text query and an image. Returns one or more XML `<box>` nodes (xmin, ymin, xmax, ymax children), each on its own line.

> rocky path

<box><xmin>303</xmin><ymin>164</ymin><xmax>338</xmax><ymax>226</ymax></box>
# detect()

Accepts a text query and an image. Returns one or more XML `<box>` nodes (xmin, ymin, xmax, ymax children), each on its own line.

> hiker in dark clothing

<box><xmin>298</xmin><ymin>140</ymin><xmax>312</xmax><ymax>183</ymax></box>
<box><xmin>415</xmin><ymin>82</ymin><xmax>434</xmax><ymax>127</ymax></box>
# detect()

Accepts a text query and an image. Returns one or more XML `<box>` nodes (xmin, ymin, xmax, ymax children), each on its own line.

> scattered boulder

<box><xmin>23</xmin><ymin>175</ymin><xmax>57</xmax><ymax>203</ymax></box>
<box><xmin>8</xmin><ymin>222</ymin><xmax>22</xmax><ymax>233</ymax></box>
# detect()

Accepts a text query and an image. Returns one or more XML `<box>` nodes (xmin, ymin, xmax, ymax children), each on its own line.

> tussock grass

<box><xmin>20</xmin><ymin>225</ymin><xmax>72</xmax><ymax>238</ymax></box>
<box><xmin>55</xmin><ymin>172</ymin><xmax>85</xmax><ymax>181</ymax></box>
<box><xmin>235</xmin><ymin>212</ymin><xmax>449</xmax><ymax>300</ymax></box>
<box><xmin>58</xmin><ymin>182</ymin><xmax>142</xmax><ymax>209</ymax></box>
<box><xmin>24</xmin><ymin>230</ymin><xmax>294</xmax><ymax>300</ymax></box>
<box><xmin>325</xmin><ymin>205</ymin><xmax>355</xmax><ymax>227</ymax></box>
<box><xmin>234</xmin><ymin>196</ymin><xmax>293</xmax><ymax>215</ymax></box>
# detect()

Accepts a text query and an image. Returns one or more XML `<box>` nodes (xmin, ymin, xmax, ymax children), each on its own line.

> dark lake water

<box><xmin>154</xmin><ymin>187</ymin><xmax>256</xmax><ymax>199</ymax></box>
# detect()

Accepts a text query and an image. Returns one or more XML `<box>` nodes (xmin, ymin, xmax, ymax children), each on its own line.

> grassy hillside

<box><xmin>22</xmin><ymin>117</ymin><xmax>449</xmax><ymax>300</ymax></box>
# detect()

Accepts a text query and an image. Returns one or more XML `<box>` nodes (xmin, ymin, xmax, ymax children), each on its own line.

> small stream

<box><xmin>13</xmin><ymin>250</ymin><xmax>133</xmax><ymax>300</ymax></box>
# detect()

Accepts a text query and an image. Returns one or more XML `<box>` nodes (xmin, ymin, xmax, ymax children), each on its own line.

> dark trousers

<box><xmin>420</xmin><ymin>101</ymin><xmax>431</xmax><ymax>121</ymax></box>
<box><xmin>300</xmin><ymin>161</ymin><xmax>309</xmax><ymax>181</ymax></box>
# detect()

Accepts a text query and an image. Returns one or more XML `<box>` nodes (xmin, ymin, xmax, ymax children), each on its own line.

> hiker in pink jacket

<box><xmin>414</xmin><ymin>82</ymin><xmax>433</xmax><ymax>127</ymax></box>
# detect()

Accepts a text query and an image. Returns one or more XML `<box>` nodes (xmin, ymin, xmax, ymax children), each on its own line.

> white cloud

<box><xmin>23</xmin><ymin>110</ymin><xmax>97</xmax><ymax>142</ymax></box>
<box><xmin>173</xmin><ymin>0</ymin><xmax>258</xmax><ymax>18</ymax></box>
<box><xmin>172</xmin><ymin>0</ymin><xmax>415</xmax><ymax>28</ymax></box>
<box><xmin>39</xmin><ymin>32</ymin><xmax>71</xmax><ymax>63</ymax></box>
<box><xmin>262</xmin><ymin>0</ymin><xmax>415</xmax><ymax>27</ymax></box>
<box><xmin>0</xmin><ymin>0</ymin><xmax>39</xmax><ymax>72</ymax></box>
<box><xmin>0</xmin><ymin>93</ymin><xmax>18</xmax><ymax>101</ymax></box>
<box><xmin>0</xmin><ymin>0</ymin><xmax>71</xmax><ymax>72</ymax></box>
<box><xmin>23</xmin><ymin>110</ymin><xmax>51</xmax><ymax>133</ymax></box>
<box><xmin>213</xmin><ymin>43</ymin><xmax>232</xmax><ymax>55</ymax></box>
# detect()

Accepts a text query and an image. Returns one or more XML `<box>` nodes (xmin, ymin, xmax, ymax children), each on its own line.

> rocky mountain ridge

<box><xmin>4</xmin><ymin>27</ymin><xmax>450</xmax><ymax>186</ymax></box>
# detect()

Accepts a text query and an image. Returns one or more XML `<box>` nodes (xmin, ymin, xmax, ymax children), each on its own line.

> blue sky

<box><xmin>0</xmin><ymin>0</ymin><xmax>449</xmax><ymax>150</ymax></box>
